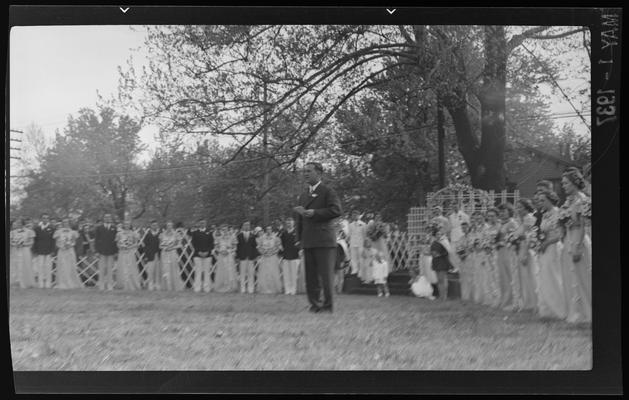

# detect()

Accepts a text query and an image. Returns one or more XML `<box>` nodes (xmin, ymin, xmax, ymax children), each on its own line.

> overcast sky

<box><xmin>9</xmin><ymin>25</ymin><xmax>590</xmax><ymax>159</ymax></box>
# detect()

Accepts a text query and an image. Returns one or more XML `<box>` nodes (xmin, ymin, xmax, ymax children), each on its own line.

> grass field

<box><xmin>9</xmin><ymin>287</ymin><xmax>592</xmax><ymax>370</ymax></box>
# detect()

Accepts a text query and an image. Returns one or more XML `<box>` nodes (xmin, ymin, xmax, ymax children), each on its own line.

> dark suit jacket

<box><xmin>32</xmin><ymin>224</ymin><xmax>56</xmax><ymax>255</ymax></box>
<box><xmin>142</xmin><ymin>230</ymin><xmax>161</xmax><ymax>262</ymax></box>
<box><xmin>94</xmin><ymin>224</ymin><xmax>118</xmax><ymax>255</ymax></box>
<box><xmin>236</xmin><ymin>232</ymin><xmax>259</xmax><ymax>260</ymax></box>
<box><xmin>279</xmin><ymin>229</ymin><xmax>300</xmax><ymax>260</ymax></box>
<box><xmin>189</xmin><ymin>229</ymin><xmax>214</xmax><ymax>258</ymax></box>
<box><xmin>295</xmin><ymin>182</ymin><xmax>342</xmax><ymax>248</ymax></box>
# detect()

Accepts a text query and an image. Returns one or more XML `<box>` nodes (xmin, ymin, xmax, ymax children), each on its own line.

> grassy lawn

<box><xmin>9</xmin><ymin>287</ymin><xmax>592</xmax><ymax>370</ymax></box>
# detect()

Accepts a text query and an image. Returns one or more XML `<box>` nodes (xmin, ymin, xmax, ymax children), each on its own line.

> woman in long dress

<box><xmin>10</xmin><ymin>220</ymin><xmax>21</xmax><ymax>286</ymax></box>
<box><xmin>469</xmin><ymin>211</ymin><xmax>487</xmax><ymax>305</ymax></box>
<box><xmin>11</xmin><ymin>219</ymin><xmax>37</xmax><ymax>289</ymax></box>
<box><xmin>479</xmin><ymin>209</ymin><xmax>501</xmax><ymax>308</ymax></box>
<box><xmin>360</xmin><ymin>238</ymin><xmax>377</xmax><ymax>284</ymax></box>
<box><xmin>559</xmin><ymin>170</ymin><xmax>592</xmax><ymax>324</ymax></box>
<box><xmin>513</xmin><ymin>199</ymin><xmax>538</xmax><ymax>312</ymax></box>
<box><xmin>536</xmin><ymin>191</ymin><xmax>568</xmax><ymax>320</ymax></box>
<box><xmin>213</xmin><ymin>224</ymin><xmax>239</xmax><ymax>293</ymax></box>
<box><xmin>53</xmin><ymin>218</ymin><xmax>83</xmax><ymax>289</ymax></box>
<box><xmin>115</xmin><ymin>220</ymin><xmax>142</xmax><ymax>291</ymax></box>
<box><xmin>159</xmin><ymin>221</ymin><xmax>185</xmax><ymax>291</ymax></box>
<box><xmin>496</xmin><ymin>203</ymin><xmax>519</xmax><ymax>311</ymax></box>
<box><xmin>256</xmin><ymin>226</ymin><xmax>283</xmax><ymax>294</ymax></box>
<box><xmin>456</xmin><ymin>221</ymin><xmax>474</xmax><ymax>302</ymax></box>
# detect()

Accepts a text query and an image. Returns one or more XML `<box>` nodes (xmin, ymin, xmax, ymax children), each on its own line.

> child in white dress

<box><xmin>372</xmin><ymin>251</ymin><xmax>390</xmax><ymax>297</ymax></box>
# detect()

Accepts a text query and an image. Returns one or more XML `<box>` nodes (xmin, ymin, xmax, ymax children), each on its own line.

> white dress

<box><xmin>53</xmin><ymin>228</ymin><xmax>83</xmax><ymax>289</ymax></box>
<box><xmin>116</xmin><ymin>229</ymin><xmax>142</xmax><ymax>290</ymax></box>
<box><xmin>256</xmin><ymin>234</ymin><xmax>283</xmax><ymax>294</ymax></box>
<box><xmin>372</xmin><ymin>259</ymin><xmax>389</xmax><ymax>284</ymax></box>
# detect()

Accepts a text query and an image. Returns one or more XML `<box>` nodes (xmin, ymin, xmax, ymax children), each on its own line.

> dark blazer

<box><xmin>94</xmin><ymin>224</ymin><xmax>118</xmax><ymax>255</ymax></box>
<box><xmin>295</xmin><ymin>183</ymin><xmax>342</xmax><ymax>248</ymax></box>
<box><xmin>32</xmin><ymin>224</ymin><xmax>56</xmax><ymax>255</ymax></box>
<box><xmin>236</xmin><ymin>232</ymin><xmax>259</xmax><ymax>260</ymax></box>
<box><xmin>189</xmin><ymin>229</ymin><xmax>214</xmax><ymax>258</ymax></box>
<box><xmin>279</xmin><ymin>229</ymin><xmax>300</xmax><ymax>260</ymax></box>
<box><xmin>142</xmin><ymin>230</ymin><xmax>161</xmax><ymax>262</ymax></box>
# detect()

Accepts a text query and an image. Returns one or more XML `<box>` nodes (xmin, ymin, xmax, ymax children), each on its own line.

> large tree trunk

<box><xmin>477</xmin><ymin>26</ymin><xmax>507</xmax><ymax>191</ymax></box>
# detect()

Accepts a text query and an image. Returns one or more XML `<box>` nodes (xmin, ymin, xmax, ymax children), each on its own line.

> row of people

<box><xmin>411</xmin><ymin>169</ymin><xmax>591</xmax><ymax>324</ymax></box>
<box><xmin>9</xmin><ymin>215</ymin><xmax>315</xmax><ymax>295</ymax></box>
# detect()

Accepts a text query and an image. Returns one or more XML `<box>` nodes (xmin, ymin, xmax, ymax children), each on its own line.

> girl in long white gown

<box><xmin>115</xmin><ymin>221</ymin><xmax>142</xmax><ymax>291</ymax></box>
<box><xmin>213</xmin><ymin>225</ymin><xmax>239</xmax><ymax>293</ymax></box>
<box><xmin>479</xmin><ymin>210</ymin><xmax>501</xmax><ymax>308</ymax></box>
<box><xmin>159</xmin><ymin>221</ymin><xmax>186</xmax><ymax>291</ymax></box>
<box><xmin>513</xmin><ymin>199</ymin><xmax>538</xmax><ymax>312</ymax></box>
<box><xmin>536</xmin><ymin>191</ymin><xmax>567</xmax><ymax>320</ymax></box>
<box><xmin>559</xmin><ymin>170</ymin><xmax>592</xmax><ymax>324</ymax></box>
<box><xmin>496</xmin><ymin>203</ymin><xmax>519</xmax><ymax>311</ymax></box>
<box><xmin>10</xmin><ymin>219</ymin><xmax>37</xmax><ymax>289</ymax></box>
<box><xmin>256</xmin><ymin>226</ymin><xmax>283</xmax><ymax>294</ymax></box>
<box><xmin>469</xmin><ymin>212</ymin><xmax>487</xmax><ymax>305</ymax></box>
<box><xmin>10</xmin><ymin>221</ymin><xmax>19</xmax><ymax>286</ymax></box>
<box><xmin>53</xmin><ymin>218</ymin><xmax>83</xmax><ymax>289</ymax></box>
<box><xmin>456</xmin><ymin>222</ymin><xmax>474</xmax><ymax>302</ymax></box>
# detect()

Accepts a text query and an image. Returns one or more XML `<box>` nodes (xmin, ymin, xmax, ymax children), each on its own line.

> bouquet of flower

<box><xmin>62</xmin><ymin>235</ymin><xmax>74</xmax><ymax>250</ymax></box>
<box><xmin>580</xmin><ymin>197</ymin><xmax>591</xmax><ymax>219</ymax></box>
<box><xmin>481</xmin><ymin>230</ymin><xmax>499</xmax><ymax>254</ymax></box>
<box><xmin>505</xmin><ymin>231</ymin><xmax>523</xmax><ymax>252</ymax></box>
<box><xmin>10</xmin><ymin>233</ymin><xmax>23</xmax><ymax>247</ymax></box>
<box><xmin>557</xmin><ymin>204</ymin><xmax>573</xmax><ymax>227</ymax></box>
<box><xmin>366</xmin><ymin>222</ymin><xmax>386</xmax><ymax>241</ymax></box>
<box><xmin>526</xmin><ymin>227</ymin><xmax>540</xmax><ymax>251</ymax></box>
<box><xmin>456</xmin><ymin>241</ymin><xmax>467</xmax><ymax>260</ymax></box>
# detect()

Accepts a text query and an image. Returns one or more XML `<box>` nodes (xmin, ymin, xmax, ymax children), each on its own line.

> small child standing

<box><xmin>430</xmin><ymin>225</ymin><xmax>452</xmax><ymax>301</ymax></box>
<box><xmin>372</xmin><ymin>250</ymin><xmax>390</xmax><ymax>297</ymax></box>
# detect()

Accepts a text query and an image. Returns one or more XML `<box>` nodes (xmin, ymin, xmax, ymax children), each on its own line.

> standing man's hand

<box><xmin>302</xmin><ymin>209</ymin><xmax>315</xmax><ymax>218</ymax></box>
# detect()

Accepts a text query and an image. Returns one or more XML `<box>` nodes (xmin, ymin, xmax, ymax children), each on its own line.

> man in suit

<box><xmin>142</xmin><ymin>220</ymin><xmax>162</xmax><ymax>291</ymax></box>
<box><xmin>32</xmin><ymin>213</ymin><xmax>56</xmax><ymax>288</ymax></box>
<box><xmin>279</xmin><ymin>217</ymin><xmax>300</xmax><ymax>295</ymax></box>
<box><xmin>294</xmin><ymin>162</ymin><xmax>342</xmax><ymax>313</ymax></box>
<box><xmin>189</xmin><ymin>218</ymin><xmax>215</xmax><ymax>293</ymax></box>
<box><xmin>236</xmin><ymin>221</ymin><xmax>259</xmax><ymax>294</ymax></box>
<box><xmin>94</xmin><ymin>213</ymin><xmax>118</xmax><ymax>290</ymax></box>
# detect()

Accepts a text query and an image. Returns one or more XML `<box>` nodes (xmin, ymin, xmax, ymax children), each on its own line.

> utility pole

<box><xmin>436</xmin><ymin>98</ymin><xmax>446</xmax><ymax>189</ymax></box>
<box><xmin>262</xmin><ymin>79</ymin><xmax>270</xmax><ymax>227</ymax></box>
<box><xmin>10</xmin><ymin>129</ymin><xmax>23</xmax><ymax>160</ymax></box>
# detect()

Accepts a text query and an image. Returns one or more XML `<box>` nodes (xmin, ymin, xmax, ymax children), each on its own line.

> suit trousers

<box><xmin>98</xmin><ymin>254</ymin><xmax>116</xmax><ymax>290</ymax></box>
<box><xmin>193</xmin><ymin>256</ymin><xmax>213</xmax><ymax>292</ymax></box>
<box><xmin>145</xmin><ymin>257</ymin><xmax>161</xmax><ymax>290</ymax></box>
<box><xmin>281</xmin><ymin>258</ymin><xmax>300</xmax><ymax>294</ymax></box>
<box><xmin>33</xmin><ymin>254</ymin><xmax>53</xmax><ymax>288</ymax></box>
<box><xmin>239</xmin><ymin>259</ymin><xmax>256</xmax><ymax>293</ymax></box>
<box><xmin>304</xmin><ymin>247</ymin><xmax>336</xmax><ymax>310</ymax></box>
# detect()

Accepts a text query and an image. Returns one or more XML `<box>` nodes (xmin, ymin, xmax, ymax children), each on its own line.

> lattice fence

<box><xmin>427</xmin><ymin>184</ymin><xmax>520</xmax><ymax>216</ymax></box>
<box><xmin>40</xmin><ymin>229</ymin><xmax>416</xmax><ymax>286</ymax></box>
<box><xmin>49</xmin><ymin>229</ymin><xmax>201</xmax><ymax>288</ymax></box>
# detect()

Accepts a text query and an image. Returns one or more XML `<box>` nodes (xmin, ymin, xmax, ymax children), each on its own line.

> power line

<box><xmin>8</xmin><ymin>110</ymin><xmax>590</xmax><ymax>180</ymax></box>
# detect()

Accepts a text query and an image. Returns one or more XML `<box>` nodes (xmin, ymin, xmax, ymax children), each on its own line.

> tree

<box><xmin>20</xmin><ymin>106</ymin><xmax>145</xmax><ymax>220</ymax></box>
<box><xmin>117</xmin><ymin>24</ymin><xmax>589</xmax><ymax>193</ymax></box>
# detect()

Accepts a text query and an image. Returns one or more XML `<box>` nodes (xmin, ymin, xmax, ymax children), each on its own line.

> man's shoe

<box><xmin>308</xmin><ymin>306</ymin><xmax>320</xmax><ymax>313</ymax></box>
<box><xmin>320</xmin><ymin>307</ymin><xmax>333</xmax><ymax>313</ymax></box>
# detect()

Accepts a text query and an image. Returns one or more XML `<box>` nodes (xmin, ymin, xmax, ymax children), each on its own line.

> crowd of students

<box><xmin>9</xmin><ymin>167</ymin><xmax>591</xmax><ymax>324</ymax></box>
<box><xmin>9</xmin><ymin>214</ymin><xmax>310</xmax><ymax>295</ymax></box>
<box><xmin>410</xmin><ymin>168</ymin><xmax>591</xmax><ymax>324</ymax></box>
